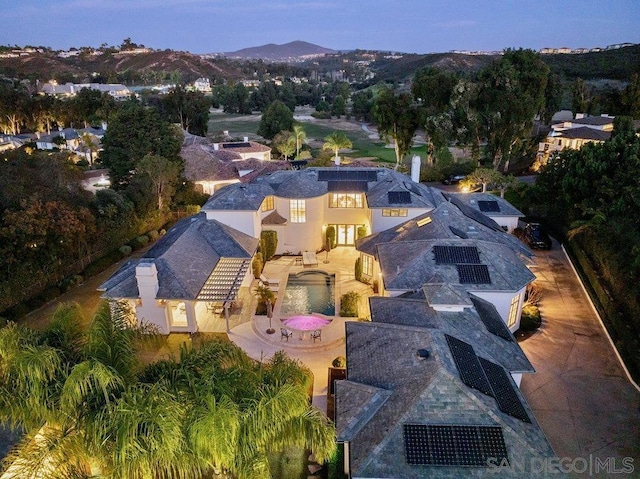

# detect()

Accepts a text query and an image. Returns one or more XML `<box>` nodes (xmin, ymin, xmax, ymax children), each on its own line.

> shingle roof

<box><xmin>365</xmin><ymin>170</ymin><xmax>436</xmax><ymax>208</ymax></box>
<box><xmin>182</xmin><ymin>144</ymin><xmax>239</xmax><ymax>182</ymax></box>
<box><xmin>99</xmin><ymin>214</ymin><xmax>258</xmax><ymax>300</ymax></box>
<box><xmin>448</xmin><ymin>192</ymin><xmax>523</xmax><ymax>217</ymax></box>
<box><xmin>377</xmin><ymin>239</ymin><xmax>535</xmax><ymax>293</ymax></box>
<box><xmin>559</xmin><ymin>126</ymin><xmax>611</xmax><ymax>141</ymax></box>
<box><xmin>336</xmin><ymin>321</ymin><xmax>555</xmax><ymax>478</ymax></box>
<box><xmin>368</xmin><ymin>296</ymin><xmax>532</xmax><ymax>373</ymax></box>
<box><xmin>356</xmin><ymin>200</ymin><xmax>531</xmax><ymax>259</ymax></box>
<box><xmin>220</xmin><ymin>141</ymin><xmax>271</xmax><ymax>153</ymax></box>
<box><xmin>571</xmin><ymin>115</ymin><xmax>614</xmax><ymax>126</ymax></box>
<box><xmin>203</xmin><ymin>181</ymin><xmax>276</xmax><ymax>211</ymax></box>
<box><xmin>261</xmin><ymin>210</ymin><xmax>287</xmax><ymax>225</ymax></box>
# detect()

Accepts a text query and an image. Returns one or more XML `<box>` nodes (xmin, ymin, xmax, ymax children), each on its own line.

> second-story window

<box><xmin>290</xmin><ymin>199</ymin><xmax>306</xmax><ymax>223</ymax></box>
<box><xmin>261</xmin><ymin>195</ymin><xmax>275</xmax><ymax>212</ymax></box>
<box><xmin>329</xmin><ymin>193</ymin><xmax>363</xmax><ymax>208</ymax></box>
<box><xmin>382</xmin><ymin>208</ymin><xmax>408</xmax><ymax>217</ymax></box>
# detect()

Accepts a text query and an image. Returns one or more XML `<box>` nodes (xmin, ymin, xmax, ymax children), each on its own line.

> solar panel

<box><xmin>222</xmin><ymin>142</ymin><xmax>251</xmax><ymax>149</ymax></box>
<box><xmin>478</xmin><ymin>200</ymin><xmax>500</xmax><ymax>212</ymax></box>
<box><xmin>457</xmin><ymin>264</ymin><xmax>491</xmax><ymax>284</ymax></box>
<box><xmin>433</xmin><ymin>245</ymin><xmax>480</xmax><ymax>264</ymax></box>
<box><xmin>480</xmin><ymin>358</ymin><xmax>531</xmax><ymax>422</ymax></box>
<box><xmin>445</xmin><ymin>335</ymin><xmax>493</xmax><ymax>396</ymax></box>
<box><xmin>470</xmin><ymin>296</ymin><xmax>513</xmax><ymax>341</ymax></box>
<box><xmin>403</xmin><ymin>424</ymin><xmax>508</xmax><ymax>466</ymax></box>
<box><xmin>317</xmin><ymin>170</ymin><xmax>377</xmax><ymax>182</ymax></box>
<box><xmin>387</xmin><ymin>191</ymin><xmax>412</xmax><ymax>204</ymax></box>
<box><xmin>327</xmin><ymin>180</ymin><xmax>368</xmax><ymax>192</ymax></box>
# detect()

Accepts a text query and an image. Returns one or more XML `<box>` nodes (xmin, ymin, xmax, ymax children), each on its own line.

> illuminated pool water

<box><xmin>281</xmin><ymin>271</ymin><xmax>335</xmax><ymax>316</ymax></box>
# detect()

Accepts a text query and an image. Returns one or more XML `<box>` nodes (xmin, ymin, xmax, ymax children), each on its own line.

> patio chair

<box><xmin>280</xmin><ymin>328</ymin><xmax>293</xmax><ymax>341</ymax></box>
<box><xmin>310</xmin><ymin>329</ymin><xmax>322</xmax><ymax>342</ymax></box>
<box><xmin>260</xmin><ymin>274</ymin><xmax>281</xmax><ymax>287</ymax></box>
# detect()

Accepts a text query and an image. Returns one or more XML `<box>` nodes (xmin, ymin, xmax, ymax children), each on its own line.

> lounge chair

<box><xmin>280</xmin><ymin>328</ymin><xmax>293</xmax><ymax>341</ymax></box>
<box><xmin>260</xmin><ymin>274</ymin><xmax>281</xmax><ymax>287</ymax></box>
<box><xmin>310</xmin><ymin>329</ymin><xmax>321</xmax><ymax>342</ymax></box>
<box><xmin>302</xmin><ymin>251</ymin><xmax>318</xmax><ymax>266</ymax></box>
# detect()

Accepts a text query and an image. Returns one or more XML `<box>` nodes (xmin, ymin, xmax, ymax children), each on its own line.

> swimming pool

<box><xmin>281</xmin><ymin>271</ymin><xmax>335</xmax><ymax>316</ymax></box>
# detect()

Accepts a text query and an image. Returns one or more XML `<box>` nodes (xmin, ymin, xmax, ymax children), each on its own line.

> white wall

<box><xmin>490</xmin><ymin>216</ymin><xmax>520</xmax><ymax>233</ymax></box>
<box><xmin>205</xmin><ymin>210</ymin><xmax>260</xmax><ymax>238</ymax></box>
<box><xmin>279</xmin><ymin>196</ymin><xmax>325</xmax><ymax>253</ymax></box>
<box><xmin>134</xmin><ymin>262</ymin><xmax>170</xmax><ymax>333</ymax></box>
<box><xmin>472</xmin><ymin>288</ymin><xmax>526</xmax><ymax>332</ymax></box>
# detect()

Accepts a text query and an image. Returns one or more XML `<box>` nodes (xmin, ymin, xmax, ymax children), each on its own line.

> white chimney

<box><xmin>101</xmin><ymin>121</ymin><xmax>107</xmax><ymax>131</ymax></box>
<box><xmin>135</xmin><ymin>261</ymin><xmax>159</xmax><ymax>299</ymax></box>
<box><xmin>223</xmin><ymin>130</ymin><xmax>229</xmax><ymax>136</ymax></box>
<box><xmin>213</xmin><ymin>143</ymin><xmax>219</xmax><ymax>150</ymax></box>
<box><xmin>243</xmin><ymin>136</ymin><xmax>249</xmax><ymax>142</ymax></box>
<box><xmin>411</xmin><ymin>155</ymin><xmax>421</xmax><ymax>183</ymax></box>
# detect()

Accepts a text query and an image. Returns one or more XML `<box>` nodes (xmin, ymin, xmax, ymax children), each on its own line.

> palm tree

<box><xmin>322</xmin><ymin>131</ymin><xmax>352</xmax><ymax>165</ymax></box>
<box><xmin>291</xmin><ymin>124</ymin><xmax>307</xmax><ymax>159</ymax></box>
<box><xmin>253</xmin><ymin>283</ymin><xmax>276</xmax><ymax>333</ymax></box>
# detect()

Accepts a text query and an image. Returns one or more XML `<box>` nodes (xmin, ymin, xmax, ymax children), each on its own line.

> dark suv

<box><xmin>524</xmin><ymin>223</ymin><xmax>552</xmax><ymax>250</ymax></box>
<box><xmin>442</xmin><ymin>174</ymin><xmax>466</xmax><ymax>185</ymax></box>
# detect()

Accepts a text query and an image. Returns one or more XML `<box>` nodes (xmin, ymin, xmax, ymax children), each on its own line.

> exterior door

<box><xmin>335</xmin><ymin>225</ymin><xmax>356</xmax><ymax>246</ymax></box>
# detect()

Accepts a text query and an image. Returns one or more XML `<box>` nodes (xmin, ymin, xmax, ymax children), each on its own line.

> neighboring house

<box><xmin>335</xmin><ymin>295</ymin><xmax>560</xmax><ymax>478</ymax></box>
<box><xmin>193</xmin><ymin>77</ymin><xmax>211</xmax><ymax>93</ymax></box>
<box><xmin>39</xmin><ymin>82</ymin><xmax>132</xmax><ymax>100</ymax></box>
<box><xmin>446</xmin><ymin>192</ymin><xmax>524</xmax><ymax>232</ymax></box>
<box><xmin>98</xmin><ymin>213</ymin><xmax>258</xmax><ymax>334</ymax></box>
<box><xmin>537</xmin><ymin>113</ymin><xmax>614</xmax><ymax>164</ymax></box>
<box><xmin>182</xmin><ymin>140</ymin><xmax>288</xmax><ymax>195</ymax></box>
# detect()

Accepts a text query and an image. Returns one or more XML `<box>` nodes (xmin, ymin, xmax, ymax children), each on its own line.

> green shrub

<box><xmin>83</xmin><ymin>249</ymin><xmax>123</xmax><ymax>277</ymax></box>
<box><xmin>130</xmin><ymin>235</ymin><xmax>149</xmax><ymax>250</ymax></box>
<box><xmin>354</xmin><ymin>257</ymin><xmax>363</xmax><ymax>282</ymax></box>
<box><xmin>147</xmin><ymin>230</ymin><xmax>159</xmax><ymax>241</ymax></box>
<box><xmin>255</xmin><ymin>300</ymin><xmax>275</xmax><ymax>316</ymax></box>
<box><xmin>311</xmin><ymin>110</ymin><xmax>331</xmax><ymax>119</ymax></box>
<box><xmin>520</xmin><ymin>304</ymin><xmax>542</xmax><ymax>331</ymax></box>
<box><xmin>326</xmin><ymin>225</ymin><xmax>337</xmax><ymax>249</ymax></box>
<box><xmin>252</xmin><ymin>252</ymin><xmax>263</xmax><ymax>279</ymax></box>
<box><xmin>159</xmin><ymin>228</ymin><xmax>166</xmax><ymax>236</ymax></box>
<box><xmin>332</xmin><ymin>356</ymin><xmax>346</xmax><ymax>368</ymax></box>
<box><xmin>356</xmin><ymin>226</ymin><xmax>367</xmax><ymax>240</ymax></box>
<box><xmin>261</xmin><ymin>230</ymin><xmax>278</xmax><ymax>261</ymax></box>
<box><xmin>119</xmin><ymin>245</ymin><xmax>133</xmax><ymax>257</ymax></box>
<box><xmin>58</xmin><ymin>275</ymin><xmax>84</xmax><ymax>292</ymax></box>
<box><xmin>340</xmin><ymin>291</ymin><xmax>360</xmax><ymax>317</ymax></box>
<box><xmin>185</xmin><ymin>204</ymin><xmax>201</xmax><ymax>215</ymax></box>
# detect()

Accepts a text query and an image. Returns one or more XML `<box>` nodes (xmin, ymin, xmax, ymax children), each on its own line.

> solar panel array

<box><xmin>387</xmin><ymin>191</ymin><xmax>412</xmax><ymax>204</ymax></box>
<box><xmin>327</xmin><ymin>180</ymin><xmax>369</xmax><ymax>192</ymax></box>
<box><xmin>457</xmin><ymin>264</ymin><xmax>491</xmax><ymax>284</ymax></box>
<box><xmin>446</xmin><ymin>334</ymin><xmax>531</xmax><ymax>422</ymax></box>
<box><xmin>403</xmin><ymin>424</ymin><xmax>508</xmax><ymax>466</ymax></box>
<box><xmin>445</xmin><ymin>335</ymin><xmax>493</xmax><ymax>396</ymax></box>
<box><xmin>317</xmin><ymin>170</ymin><xmax>378</xmax><ymax>182</ymax></box>
<box><xmin>471</xmin><ymin>297</ymin><xmax>513</xmax><ymax>341</ymax></box>
<box><xmin>433</xmin><ymin>245</ymin><xmax>480</xmax><ymax>264</ymax></box>
<box><xmin>222</xmin><ymin>142</ymin><xmax>252</xmax><ymax>149</ymax></box>
<box><xmin>198</xmin><ymin>258</ymin><xmax>250</xmax><ymax>302</ymax></box>
<box><xmin>478</xmin><ymin>200</ymin><xmax>500</xmax><ymax>213</ymax></box>
<box><xmin>479</xmin><ymin>358</ymin><xmax>531</xmax><ymax>423</ymax></box>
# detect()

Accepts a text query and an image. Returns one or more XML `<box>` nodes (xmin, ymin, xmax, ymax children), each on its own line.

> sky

<box><xmin>1</xmin><ymin>0</ymin><xmax>640</xmax><ymax>54</ymax></box>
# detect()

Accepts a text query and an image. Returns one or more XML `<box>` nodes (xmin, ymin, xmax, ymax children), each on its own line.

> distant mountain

<box><xmin>224</xmin><ymin>41</ymin><xmax>336</xmax><ymax>61</ymax></box>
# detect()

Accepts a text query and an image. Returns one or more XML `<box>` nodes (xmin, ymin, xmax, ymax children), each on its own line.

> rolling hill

<box><xmin>223</xmin><ymin>41</ymin><xmax>336</xmax><ymax>61</ymax></box>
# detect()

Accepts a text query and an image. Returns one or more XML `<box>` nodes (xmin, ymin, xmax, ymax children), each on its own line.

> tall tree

<box><xmin>257</xmin><ymin>100</ymin><xmax>294</xmax><ymax>140</ymax></box>
<box><xmin>372</xmin><ymin>88</ymin><xmax>419</xmax><ymax>170</ymax></box>
<box><xmin>162</xmin><ymin>86</ymin><xmax>210</xmax><ymax>136</ymax></box>
<box><xmin>475</xmin><ymin>49</ymin><xmax>550</xmax><ymax>170</ymax></box>
<box><xmin>273</xmin><ymin>131</ymin><xmax>296</xmax><ymax>161</ymax></box>
<box><xmin>291</xmin><ymin>124</ymin><xmax>307</xmax><ymax>158</ymax></box>
<box><xmin>100</xmin><ymin>101</ymin><xmax>182</xmax><ymax>189</ymax></box>
<box><xmin>322</xmin><ymin>131</ymin><xmax>352</xmax><ymax>165</ymax></box>
<box><xmin>137</xmin><ymin>154</ymin><xmax>181</xmax><ymax>210</ymax></box>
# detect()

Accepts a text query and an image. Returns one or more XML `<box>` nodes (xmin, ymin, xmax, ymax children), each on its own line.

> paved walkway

<box><xmin>520</xmin><ymin>241</ymin><xmax>640</xmax><ymax>476</ymax></box>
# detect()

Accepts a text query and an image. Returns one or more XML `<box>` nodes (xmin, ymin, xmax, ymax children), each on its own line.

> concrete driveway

<box><xmin>520</xmin><ymin>240</ymin><xmax>640</xmax><ymax>477</ymax></box>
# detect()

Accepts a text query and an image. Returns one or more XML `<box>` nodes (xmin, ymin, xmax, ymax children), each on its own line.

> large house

<box><xmin>100</xmin><ymin>167</ymin><xmax>533</xmax><ymax>335</ymax></box>
<box><xmin>537</xmin><ymin>113</ymin><xmax>614</xmax><ymax>164</ymax></box>
<box><xmin>39</xmin><ymin>82</ymin><xmax>132</xmax><ymax>101</ymax></box>
<box><xmin>98</xmin><ymin>166</ymin><xmax>559</xmax><ymax>476</ymax></box>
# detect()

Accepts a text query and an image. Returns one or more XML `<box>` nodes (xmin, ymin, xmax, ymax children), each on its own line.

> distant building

<box><xmin>193</xmin><ymin>77</ymin><xmax>211</xmax><ymax>93</ymax></box>
<box><xmin>537</xmin><ymin>113</ymin><xmax>614</xmax><ymax>165</ymax></box>
<box><xmin>39</xmin><ymin>81</ymin><xmax>132</xmax><ymax>101</ymax></box>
